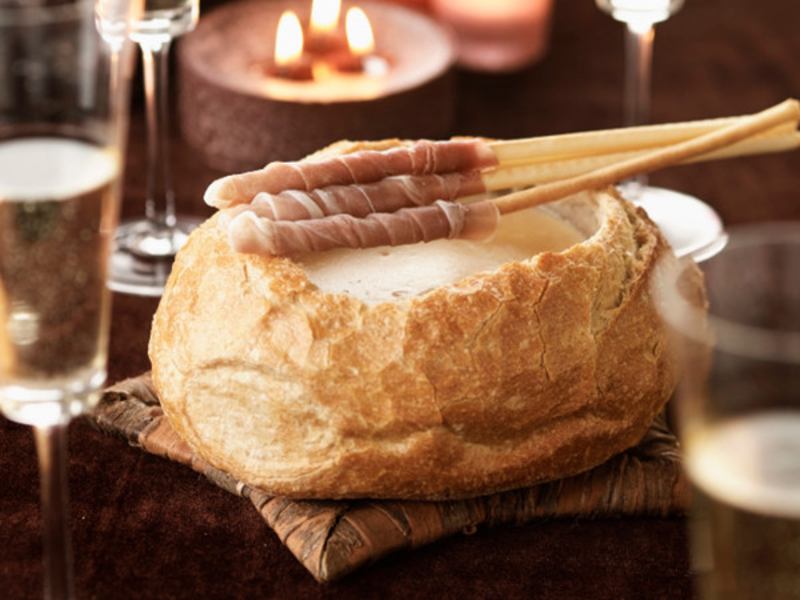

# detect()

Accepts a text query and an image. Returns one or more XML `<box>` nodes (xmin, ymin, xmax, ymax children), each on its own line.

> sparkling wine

<box><xmin>686</xmin><ymin>412</ymin><xmax>800</xmax><ymax>517</ymax></box>
<box><xmin>684</xmin><ymin>412</ymin><xmax>800</xmax><ymax>597</ymax></box>
<box><xmin>0</xmin><ymin>138</ymin><xmax>119</xmax><ymax>425</ymax></box>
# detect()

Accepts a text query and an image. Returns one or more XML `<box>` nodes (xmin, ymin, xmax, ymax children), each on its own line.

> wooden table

<box><xmin>2</xmin><ymin>0</ymin><xmax>799</xmax><ymax>597</ymax></box>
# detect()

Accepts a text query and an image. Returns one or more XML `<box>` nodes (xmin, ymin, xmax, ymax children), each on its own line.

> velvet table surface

<box><xmin>2</xmin><ymin>0</ymin><xmax>800</xmax><ymax>598</ymax></box>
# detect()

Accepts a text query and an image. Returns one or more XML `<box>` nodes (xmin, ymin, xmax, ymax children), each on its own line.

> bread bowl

<box><xmin>148</xmin><ymin>140</ymin><xmax>704</xmax><ymax>500</ymax></box>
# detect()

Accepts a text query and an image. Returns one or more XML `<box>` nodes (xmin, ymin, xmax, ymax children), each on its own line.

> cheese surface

<box><xmin>298</xmin><ymin>206</ymin><xmax>584</xmax><ymax>304</ymax></box>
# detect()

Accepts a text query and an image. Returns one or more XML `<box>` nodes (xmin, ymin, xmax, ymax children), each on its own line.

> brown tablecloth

<box><xmin>3</xmin><ymin>0</ymin><xmax>800</xmax><ymax>597</ymax></box>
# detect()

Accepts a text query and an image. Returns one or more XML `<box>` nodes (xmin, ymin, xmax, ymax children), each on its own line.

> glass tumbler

<box><xmin>656</xmin><ymin>222</ymin><xmax>800</xmax><ymax>599</ymax></box>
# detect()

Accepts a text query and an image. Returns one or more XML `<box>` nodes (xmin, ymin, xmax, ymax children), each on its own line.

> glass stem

<box><xmin>622</xmin><ymin>21</ymin><xmax>655</xmax><ymax>196</ymax></box>
<box><xmin>140</xmin><ymin>39</ymin><xmax>177</xmax><ymax>230</ymax></box>
<box><xmin>34</xmin><ymin>424</ymin><xmax>74</xmax><ymax>600</ymax></box>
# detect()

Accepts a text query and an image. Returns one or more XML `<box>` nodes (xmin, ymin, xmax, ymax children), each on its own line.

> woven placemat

<box><xmin>87</xmin><ymin>373</ymin><xmax>689</xmax><ymax>582</ymax></box>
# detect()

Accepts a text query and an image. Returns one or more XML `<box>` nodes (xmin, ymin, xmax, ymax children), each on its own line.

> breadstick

<box><xmin>488</xmin><ymin>115</ymin><xmax>743</xmax><ymax>165</ymax></box>
<box><xmin>492</xmin><ymin>98</ymin><xmax>800</xmax><ymax>215</ymax></box>
<box><xmin>484</xmin><ymin>124</ymin><xmax>800</xmax><ymax>190</ymax></box>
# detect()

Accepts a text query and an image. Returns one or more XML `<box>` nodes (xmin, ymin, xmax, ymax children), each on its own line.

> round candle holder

<box><xmin>178</xmin><ymin>0</ymin><xmax>458</xmax><ymax>172</ymax></box>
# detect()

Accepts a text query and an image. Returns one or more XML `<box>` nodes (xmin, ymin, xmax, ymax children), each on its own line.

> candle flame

<box><xmin>346</xmin><ymin>7</ymin><xmax>374</xmax><ymax>56</ymax></box>
<box><xmin>310</xmin><ymin>0</ymin><xmax>341</xmax><ymax>35</ymax></box>
<box><xmin>275</xmin><ymin>11</ymin><xmax>304</xmax><ymax>67</ymax></box>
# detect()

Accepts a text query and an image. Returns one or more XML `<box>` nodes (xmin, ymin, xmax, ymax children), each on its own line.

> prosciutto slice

<box><xmin>205</xmin><ymin>139</ymin><xmax>498</xmax><ymax>209</ymax></box>
<box><xmin>227</xmin><ymin>200</ymin><xmax>500</xmax><ymax>256</ymax></box>
<box><xmin>218</xmin><ymin>171</ymin><xmax>486</xmax><ymax>225</ymax></box>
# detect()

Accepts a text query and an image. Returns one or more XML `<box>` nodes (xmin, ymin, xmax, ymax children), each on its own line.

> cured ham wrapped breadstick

<box><xmin>205</xmin><ymin>138</ymin><xmax>498</xmax><ymax>209</ymax></box>
<box><xmin>218</xmin><ymin>171</ymin><xmax>485</xmax><ymax>225</ymax></box>
<box><xmin>218</xmin><ymin>99</ymin><xmax>800</xmax><ymax>257</ymax></box>
<box><xmin>227</xmin><ymin>200</ymin><xmax>499</xmax><ymax>256</ymax></box>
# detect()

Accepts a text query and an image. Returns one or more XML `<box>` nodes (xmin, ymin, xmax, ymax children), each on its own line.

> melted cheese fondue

<box><xmin>298</xmin><ymin>207</ymin><xmax>585</xmax><ymax>304</ymax></box>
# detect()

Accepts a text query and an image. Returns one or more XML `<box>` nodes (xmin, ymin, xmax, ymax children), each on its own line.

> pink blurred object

<box><xmin>431</xmin><ymin>0</ymin><xmax>554</xmax><ymax>73</ymax></box>
<box><xmin>381</xmin><ymin>0</ymin><xmax>432</xmax><ymax>9</ymax></box>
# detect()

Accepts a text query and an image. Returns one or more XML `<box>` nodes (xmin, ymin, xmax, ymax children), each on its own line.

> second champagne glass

<box><xmin>596</xmin><ymin>0</ymin><xmax>728</xmax><ymax>262</ymax></box>
<box><xmin>107</xmin><ymin>0</ymin><xmax>203</xmax><ymax>296</ymax></box>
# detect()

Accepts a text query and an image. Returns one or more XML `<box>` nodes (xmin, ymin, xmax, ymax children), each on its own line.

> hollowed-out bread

<box><xmin>148</xmin><ymin>141</ymin><xmax>704</xmax><ymax>500</ymax></box>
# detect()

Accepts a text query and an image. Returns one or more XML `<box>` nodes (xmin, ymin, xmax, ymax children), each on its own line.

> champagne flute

<box><xmin>106</xmin><ymin>0</ymin><xmax>202</xmax><ymax>297</ymax></box>
<box><xmin>596</xmin><ymin>0</ymin><xmax>728</xmax><ymax>262</ymax></box>
<box><xmin>0</xmin><ymin>0</ymin><xmax>136</xmax><ymax>597</ymax></box>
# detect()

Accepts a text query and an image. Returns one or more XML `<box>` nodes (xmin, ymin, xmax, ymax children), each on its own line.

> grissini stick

<box><xmin>488</xmin><ymin>115</ymin><xmax>792</xmax><ymax>164</ymax></box>
<box><xmin>484</xmin><ymin>123</ymin><xmax>800</xmax><ymax>190</ymax></box>
<box><xmin>205</xmin><ymin>100</ymin><xmax>800</xmax><ymax>212</ymax></box>
<box><xmin>227</xmin><ymin>99</ymin><xmax>800</xmax><ymax>256</ymax></box>
<box><xmin>492</xmin><ymin>98</ymin><xmax>800</xmax><ymax>215</ymax></box>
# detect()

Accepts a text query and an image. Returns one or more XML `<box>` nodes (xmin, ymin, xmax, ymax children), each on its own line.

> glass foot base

<box><xmin>0</xmin><ymin>369</ymin><xmax>105</xmax><ymax>427</ymax></box>
<box><xmin>108</xmin><ymin>216</ymin><xmax>204</xmax><ymax>297</ymax></box>
<box><xmin>621</xmin><ymin>185</ymin><xmax>729</xmax><ymax>263</ymax></box>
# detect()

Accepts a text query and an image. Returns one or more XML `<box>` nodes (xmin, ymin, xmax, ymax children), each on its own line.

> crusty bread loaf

<box><xmin>148</xmin><ymin>142</ymin><xmax>705</xmax><ymax>501</ymax></box>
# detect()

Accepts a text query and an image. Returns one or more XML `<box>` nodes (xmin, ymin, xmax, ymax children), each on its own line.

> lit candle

<box><xmin>307</xmin><ymin>0</ymin><xmax>346</xmax><ymax>54</ymax></box>
<box><xmin>346</xmin><ymin>7</ymin><xmax>373</xmax><ymax>56</ymax></box>
<box><xmin>327</xmin><ymin>7</ymin><xmax>388</xmax><ymax>75</ymax></box>
<box><xmin>275</xmin><ymin>11</ymin><xmax>303</xmax><ymax>65</ymax></box>
<box><xmin>272</xmin><ymin>11</ymin><xmax>313</xmax><ymax>80</ymax></box>
<box><xmin>431</xmin><ymin>0</ymin><xmax>554</xmax><ymax>73</ymax></box>
<box><xmin>310</xmin><ymin>0</ymin><xmax>340</xmax><ymax>37</ymax></box>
